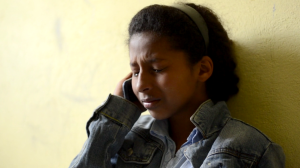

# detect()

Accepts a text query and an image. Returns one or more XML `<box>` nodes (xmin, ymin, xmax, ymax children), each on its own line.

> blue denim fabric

<box><xmin>69</xmin><ymin>94</ymin><xmax>285</xmax><ymax>168</ymax></box>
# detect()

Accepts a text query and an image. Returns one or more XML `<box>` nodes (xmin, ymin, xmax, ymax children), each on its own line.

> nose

<box><xmin>135</xmin><ymin>71</ymin><xmax>152</xmax><ymax>93</ymax></box>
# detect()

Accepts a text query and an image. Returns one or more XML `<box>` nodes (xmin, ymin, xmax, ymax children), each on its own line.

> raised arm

<box><xmin>69</xmin><ymin>94</ymin><xmax>141</xmax><ymax>168</ymax></box>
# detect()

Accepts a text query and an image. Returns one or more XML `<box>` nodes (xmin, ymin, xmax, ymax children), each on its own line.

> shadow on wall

<box><xmin>227</xmin><ymin>35</ymin><xmax>300</xmax><ymax>167</ymax></box>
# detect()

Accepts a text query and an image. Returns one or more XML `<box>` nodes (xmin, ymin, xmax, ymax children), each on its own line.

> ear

<box><xmin>196</xmin><ymin>56</ymin><xmax>213</xmax><ymax>82</ymax></box>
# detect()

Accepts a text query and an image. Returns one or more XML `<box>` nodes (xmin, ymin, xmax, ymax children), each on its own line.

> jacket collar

<box><xmin>133</xmin><ymin>100</ymin><xmax>231</xmax><ymax>139</ymax></box>
<box><xmin>190</xmin><ymin>99</ymin><xmax>231</xmax><ymax>139</ymax></box>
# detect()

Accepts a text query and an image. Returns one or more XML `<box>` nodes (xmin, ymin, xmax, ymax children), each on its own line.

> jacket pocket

<box><xmin>118</xmin><ymin>142</ymin><xmax>158</xmax><ymax>165</ymax></box>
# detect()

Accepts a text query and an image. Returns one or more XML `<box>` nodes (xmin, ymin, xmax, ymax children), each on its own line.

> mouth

<box><xmin>141</xmin><ymin>98</ymin><xmax>161</xmax><ymax>109</ymax></box>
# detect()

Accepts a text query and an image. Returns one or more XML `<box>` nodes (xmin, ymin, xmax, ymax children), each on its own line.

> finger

<box><xmin>123</xmin><ymin>72</ymin><xmax>132</xmax><ymax>80</ymax></box>
<box><xmin>119</xmin><ymin>72</ymin><xmax>132</xmax><ymax>85</ymax></box>
<box><xmin>113</xmin><ymin>72</ymin><xmax>133</xmax><ymax>97</ymax></box>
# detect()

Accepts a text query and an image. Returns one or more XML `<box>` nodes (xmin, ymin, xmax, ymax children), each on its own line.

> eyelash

<box><xmin>153</xmin><ymin>69</ymin><xmax>163</xmax><ymax>73</ymax></box>
<box><xmin>132</xmin><ymin>69</ymin><xmax>163</xmax><ymax>77</ymax></box>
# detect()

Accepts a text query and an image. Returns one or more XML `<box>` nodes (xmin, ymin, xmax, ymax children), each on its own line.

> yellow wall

<box><xmin>0</xmin><ymin>0</ymin><xmax>299</xmax><ymax>167</ymax></box>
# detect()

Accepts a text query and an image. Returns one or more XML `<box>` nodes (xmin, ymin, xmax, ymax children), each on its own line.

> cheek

<box><xmin>159</xmin><ymin>72</ymin><xmax>187</xmax><ymax>87</ymax></box>
<box><xmin>157</xmin><ymin>75</ymin><xmax>182</xmax><ymax>97</ymax></box>
<box><xmin>131</xmin><ymin>79</ymin><xmax>139</xmax><ymax>95</ymax></box>
<box><xmin>160</xmin><ymin>73</ymin><xmax>196</xmax><ymax>97</ymax></box>
<box><xmin>157</xmin><ymin>75</ymin><xmax>172</xmax><ymax>89</ymax></box>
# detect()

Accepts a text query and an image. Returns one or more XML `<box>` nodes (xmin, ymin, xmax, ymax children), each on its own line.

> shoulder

<box><xmin>209</xmin><ymin>118</ymin><xmax>274</xmax><ymax>161</ymax></box>
<box><xmin>205</xmin><ymin>118</ymin><xmax>285</xmax><ymax>166</ymax></box>
<box><xmin>214</xmin><ymin>118</ymin><xmax>272</xmax><ymax>150</ymax></box>
<box><xmin>224</xmin><ymin>118</ymin><xmax>272</xmax><ymax>141</ymax></box>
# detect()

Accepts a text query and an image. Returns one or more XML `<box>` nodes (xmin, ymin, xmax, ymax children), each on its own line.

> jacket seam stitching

<box><xmin>208</xmin><ymin>148</ymin><xmax>259</xmax><ymax>164</ymax></box>
<box><xmin>231</xmin><ymin>118</ymin><xmax>273</xmax><ymax>142</ymax></box>
<box><xmin>100</xmin><ymin>111</ymin><xmax>130</xmax><ymax>129</ymax></box>
<box><xmin>256</xmin><ymin>141</ymin><xmax>272</xmax><ymax>166</ymax></box>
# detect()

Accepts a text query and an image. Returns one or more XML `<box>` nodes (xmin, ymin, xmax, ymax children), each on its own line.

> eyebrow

<box><xmin>130</xmin><ymin>58</ymin><xmax>165</xmax><ymax>67</ymax></box>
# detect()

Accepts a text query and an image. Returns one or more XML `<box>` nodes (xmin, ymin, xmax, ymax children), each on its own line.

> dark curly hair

<box><xmin>128</xmin><ymin>3</ymin><xmax>239</xmax><ymax>102</ymax></box>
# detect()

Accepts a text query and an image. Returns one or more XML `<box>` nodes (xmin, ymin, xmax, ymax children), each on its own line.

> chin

<box><xmin>148</xmin><ymin>110</ymin><xmax>170</xmax><ymax>120</ymax></box>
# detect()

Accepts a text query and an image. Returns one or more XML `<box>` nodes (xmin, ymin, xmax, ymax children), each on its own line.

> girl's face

<box><xmin>129</xmin><ymin>33</ymin><xmax>208</xmax><ymax>120</ymax></box>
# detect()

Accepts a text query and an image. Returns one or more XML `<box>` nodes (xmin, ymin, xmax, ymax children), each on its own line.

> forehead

<box><xmin>130</xmin><ymin>33</ymin><xmax>171</xmax><ymax>51</ymax></box>
<box><xmin>129</xmin><ymin>33</ymin><xmax>174</xmax><ymax>61</ymax></box>
<box><xmin>129</xmin><ymin>33</ymin><xmax>192</xmax><ymax>69</ymax></box>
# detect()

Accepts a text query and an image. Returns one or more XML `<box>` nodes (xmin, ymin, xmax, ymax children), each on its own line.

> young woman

<box><xmin>69</xmin><ymin>3</ymin><xmax>285</xmax><ymax>168</ymax></box>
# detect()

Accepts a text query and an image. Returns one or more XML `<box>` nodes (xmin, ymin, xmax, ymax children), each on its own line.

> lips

<box><xmin>141</xmin><ymin>98</ymin><xmax>160</xmax><ymax>109</ymax></box>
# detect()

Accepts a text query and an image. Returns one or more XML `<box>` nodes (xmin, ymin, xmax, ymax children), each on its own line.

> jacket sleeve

<box><xmin>69</xmin><ymin>94</ymin><xmax>142</xmax><ymax>168</ymax></box>
<box><xmin>258</xmin><ymin>142</ymin><xmax>285</xmax><ymax>168</ymax></box>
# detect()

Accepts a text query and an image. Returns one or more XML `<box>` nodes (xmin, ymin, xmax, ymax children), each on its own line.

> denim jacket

<box><xmin>69</xmin><ymin>94</ymin><xmax>285</xmax><ymax>168</ymax></box>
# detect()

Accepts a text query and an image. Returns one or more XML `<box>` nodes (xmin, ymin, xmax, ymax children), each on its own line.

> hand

<box><xmin>113</xmin><ymin>72</ymin><xmax>132</xmax><ymax>98</ymax></box>
<box><xmin>113</xmin><ymin>73</ymin><xmax>146</xmax><ymax>112</ymax></box>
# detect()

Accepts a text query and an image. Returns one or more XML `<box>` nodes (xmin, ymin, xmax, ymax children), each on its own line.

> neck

<box><xmin>168</xmin><ymin>110</ymin><xmax>195</xmax><ymax>151</ymax></box>
<box><xmin>168</xmin><ymin>86</ymin><xmax>209</xmax><ymax>151</ymax></box>
<box><xmin>167</xmin><ymin>95</ymin><xmax>209</xmax><ymax>151</ymax></box>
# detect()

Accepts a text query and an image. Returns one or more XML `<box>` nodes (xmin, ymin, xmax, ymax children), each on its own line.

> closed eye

<box><xmin>153</xmin><ymin>69</ymin><xmax>163</xmax><ymax>73</ymax></box>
